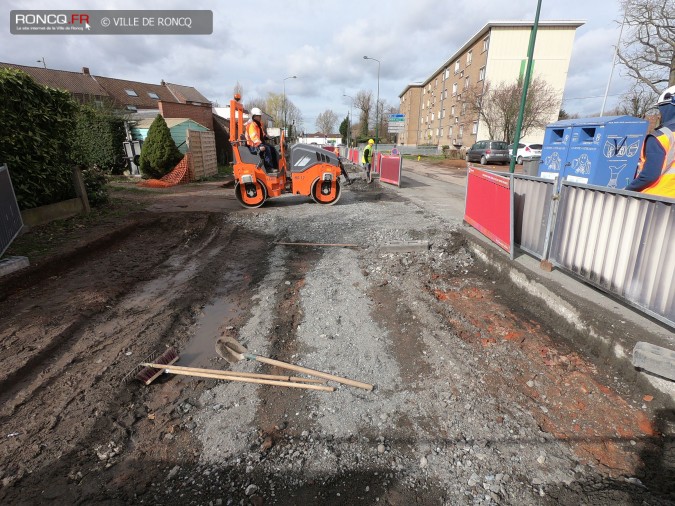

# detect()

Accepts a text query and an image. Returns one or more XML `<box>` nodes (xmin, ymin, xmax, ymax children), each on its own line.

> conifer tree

<box><xmin>139</xmin><ymin>115</ymin><xmax>183</xmax><ymax>178</ymax></box>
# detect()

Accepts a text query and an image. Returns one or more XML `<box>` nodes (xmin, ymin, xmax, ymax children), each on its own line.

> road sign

<box><xmin>388</xmin><ymin>113</ymin><xmax>405</xmax><ymax>133</ymax></box>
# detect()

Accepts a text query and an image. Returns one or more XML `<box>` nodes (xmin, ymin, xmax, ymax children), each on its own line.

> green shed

<box><xmin>130</xmin><ymin>117</ymin><xmax>209</xmax><ymax>154</ymax></box>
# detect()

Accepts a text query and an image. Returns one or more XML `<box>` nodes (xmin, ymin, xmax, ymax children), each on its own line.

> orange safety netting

<box><xmin>137</xmin><ymin>153</ymin><xmax>192</xmax><ymax>188</ymax></box>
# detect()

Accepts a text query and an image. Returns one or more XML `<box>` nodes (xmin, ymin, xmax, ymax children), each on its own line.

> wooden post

<box><xmin>71</xmin><ymin>166</ymin><xmax>90</xmax><ymax>214</ymax></box>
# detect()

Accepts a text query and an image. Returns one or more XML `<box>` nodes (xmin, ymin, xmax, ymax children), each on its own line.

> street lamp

<box><xmin>363</xmin><ymin>56</ymin><xmax>380</xmax><ymax>153</ymax></box>
<box><xmin>36</xmin><ymin>57</ymin><xmax>46</xmax><ymax>69</ymax></box>
<box><xmin>283</xmin><ymin>75</ymin><xmax>297</xmax><ymax>137</ymax></box>
<box><xmin>343</xmin><ymin>93</ymin><xmax>354</xmax><ymax>147</ymax></box>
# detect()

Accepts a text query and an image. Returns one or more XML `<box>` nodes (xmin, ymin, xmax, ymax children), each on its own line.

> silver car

<box><xmin>466</xmin><ymin>140</ymin><xmax>510</xmax><ymax>165</ymax></box>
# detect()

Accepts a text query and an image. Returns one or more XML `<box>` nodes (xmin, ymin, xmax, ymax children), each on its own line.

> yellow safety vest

<box><xmin>361</xmin><ymin>145</ymin><xmax>372</xmax><ymax>164</ymax></box>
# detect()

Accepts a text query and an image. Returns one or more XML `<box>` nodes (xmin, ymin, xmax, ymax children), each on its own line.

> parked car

<box><xmin>465</xmin><ymin>140</ymin><xmax>510</xmax><ymax>165</ymax></box>
<box><xmin>507</xmin><ymin>142</ymin><xmax>543</xmax><ymax>165</ymax></box>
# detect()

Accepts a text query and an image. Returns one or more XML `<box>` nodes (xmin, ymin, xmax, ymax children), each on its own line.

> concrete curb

<box><xmin>459</xmin><ymin>227</ymin><xmax>675</xmax><ymax>403</ymax></box>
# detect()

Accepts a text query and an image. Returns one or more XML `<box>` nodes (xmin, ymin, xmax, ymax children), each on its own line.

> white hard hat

<box><xmin>656</xmin><ymin>85</ymin><xmax>675</xmax><ymax>106</ymax></box>
<box><xmin>250</xmin><ymin>107</ymin><xmax>262</xmax><ymax>116</ymax></box>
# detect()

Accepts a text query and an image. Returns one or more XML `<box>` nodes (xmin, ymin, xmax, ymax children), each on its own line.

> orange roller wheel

<box><xmin>311</xmin><ymin>177</ymin><xmax>341</xmax><ymax>205</ymax></box>
<box><xmin>235</xmin><ymin>181</ymin><xmax>267</xmax><ymax>208</ymax></box>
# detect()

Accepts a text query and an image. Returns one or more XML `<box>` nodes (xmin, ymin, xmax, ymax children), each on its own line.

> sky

<box><xmin>1</xmin><ymin>0</ymin><xmax>634</xmax><ymax>133</ymax></box>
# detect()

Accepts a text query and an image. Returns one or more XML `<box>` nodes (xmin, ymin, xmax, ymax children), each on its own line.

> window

<box><xmin>436</xmin><ymin>128</ymin><xmax>440</xmax><ymax>136</ymax></box>
<box><xmin>454</xmin><ymin>60</ymin><xmax>460</xmax><ymax>73</ymax></box>
<box><xmin>431</xmin><ymin>112</ymin><xmax>435</xmax><ymax>121</ymax></box>
<box><xmin>452</xmin><ymin>83</ymin><xmax>458</xmax><ymax>95</ymax></box>
<box><xmin>147</xmin><ymin>92</ymin><xmax>159</xmax><ymax>99</ymax></box>
<box><xmin>448</xmin><ymin>126</ymin><xmax>453</xmax><ymax>139</ymax></box>
<box><xmin>126</xmin><ymin>105</ymin><xmax>137</xmax><ymax>111</ymax></box>
<box><xmin>445</xmin><ymin>68</ymin><xmax>450</xmax><ymax>79</ymax></box>
<box><xmin>442</xmin><ymin>108</ymin><xmax>445</xmax><ymax>119</ymax></box>
<box><xmin>472</xmin><ymin>121</ymin><xmax>478</xmax><ymax>134</ymax></box>
<box><xmin>479</xmin><ymin>66</ymin><xmax>486</xmax><ymax>81</ymax></box>
<box><xmin>124</xmin><ymin>89</ymin><xmax>138</xmax><ymax>97</ymax></box>
<box><xmin>459</xmin><ymin>124</ymin><xmax>464</xmax><ymax>137</ymax></box>
<box><xmin>420</xmin><ymin>118</ymin><xmax>424</xmax><ymax>125</ymax></box>
<box><xmin>444</xmin><ymin>89</ymin><xmax>448</xmax><ymax>99</ymax></box>
<box><xmin>451</xmin><ymin>105</ymin><xmax>455</xmax><ymax>116</ymax></box>
<box><xmin>483</xmin><ymin>36</ymin><xmax>490</xmax><ymax>52</ymax></box>
<box><xmin>465</xmin><ymin>76</ymin><xmax>470</xmax><ymax>89</ymax></box>
<box><xmin>455</xmin><ymin>117</ymin><xmax>459</xmax><ymax>124</ymax></box>
<box><xmin>434</xmin><ymin>78</ymin><xmax>438</xmax><ymax>88</ymax></box>
<box><xmin>440</xmin><ymin>127</ymin><xmax>443</xmax><ymax>137</ymax></box>
<box><xmin>467</xmin><ymin>50</ymin><xmax>473</xmax><ymax>65</ymax></box>
<box><xmin>462</xmin><ymin>102</ymin><xmax>467</xmax><ymax>114</ymax></box>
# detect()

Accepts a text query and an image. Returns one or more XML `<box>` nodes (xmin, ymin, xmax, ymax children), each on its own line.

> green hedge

<box><xmin>72</xmin><ymin>105</ymin><xmax>126</xmax><ymax>171</ymax></box>
<box><xmin>0</xmin><ymin>68</ymin><xmax>78</xmax><ymax>209</ymax></box>
<box><xmin>0</xmin><ymin>68</ymin><xmax>120</xmax><ymax>210</ymax></box>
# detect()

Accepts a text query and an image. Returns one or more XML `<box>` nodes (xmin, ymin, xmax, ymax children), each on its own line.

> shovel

<box><xmin>216</xmin><ymin>336</ymin><xmax>373</xmax><ymax>391</ymax></box>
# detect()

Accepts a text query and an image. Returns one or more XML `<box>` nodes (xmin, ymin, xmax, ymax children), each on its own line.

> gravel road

<box><xmin>0</xmin><ymin>173</ymin><xmax>672</xmax><ymax>505</ymax></box>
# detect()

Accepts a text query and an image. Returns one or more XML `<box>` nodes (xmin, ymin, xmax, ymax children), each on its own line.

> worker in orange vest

<box><xmin>245</xmin><ymin>107</ymin><xmax>279</xmax><ymax>172</ymax></box>
<box><xmin>626</xmin><ymin>85</ymin><xmax>675</xmax><ymax>198</ymax></box>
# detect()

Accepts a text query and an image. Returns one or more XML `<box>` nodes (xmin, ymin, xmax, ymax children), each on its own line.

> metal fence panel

<box><xmin>550</xmin><ymin>182</ymin><xmax>675</xmax><ymax>327</ymax></box>
<box><xmin>0</xmin><ymin>164</ymin><xmax>24</xmax><ymax>257</ymax></box>
<box><xmin>513</xmin><ymin>175</ymin><xmax>556</xmax><ymax>259</ymax></box>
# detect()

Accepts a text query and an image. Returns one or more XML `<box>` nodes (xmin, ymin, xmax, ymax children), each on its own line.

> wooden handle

<box><xmin>274</xmin><ymin>242</ymin><xmax>359</xmax><ymax>248</ymax></box>
<box><xmin>161</xmin><ymin>367</ymin><xmax>335</xmax><ymax>392</ymax></box>
<box><xmin>253</xmin><ymin>356</ymin><xmax>373</xmax><ymax>391</ymax></box>
<box><xmin>143</xmin><ymin>363</ymin><xmax>324</xmax><ymax>384</ymax></box>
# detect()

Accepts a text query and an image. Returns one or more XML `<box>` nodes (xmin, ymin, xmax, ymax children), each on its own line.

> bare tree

<box><xmin>243</xmin><ymin>92</ymin><xmax>303</xmax><ymax>134</ymax></box>
<box><xmin>354</xmin><ymin>90</ymin><xmax>372</xmax><ymax>137</ymax></box>
<box><xmin>315</xmin><ymin>109</ymin><xmax>338</xmax><ymax>134</ymax></box>
<box><xmin>464</xmin><ymin>77</ymin><xmax>559</xmax><ymax>142</ymax></box>
<box><xmin>615</xmin><ymin>86</ymin><xmax>659</xmax><ymax>117</ymax></box>
<box><xmin>617</xmin><ymin>0</ymin><xmax>675</xmax><ymax>92</ymax></box>
<box><xmin>381</xmin><ymin>103</ymin><xmax>399</xmax><ymax>142</ymax></box>
<box><xmin>233</xmin><ymin>81</ymin><xmax>244</xmax><ymax>99</ymax></box>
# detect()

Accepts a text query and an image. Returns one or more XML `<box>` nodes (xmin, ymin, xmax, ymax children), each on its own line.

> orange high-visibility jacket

<box><xmin>245</xmin><ymin>119</ymin><xmax>264</xmax><ymax>148</ymax></box>
<box><xmin>635</xmin><ymin>126</ymin><xmax>675</xmax><ymax>198</ymax></box>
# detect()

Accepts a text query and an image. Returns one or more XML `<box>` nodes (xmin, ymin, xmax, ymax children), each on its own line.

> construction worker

<box><xmin>362</xmin><ymin>138</ymin><xmax>375</xmax><ymax>183</ymax></box>
<box><xmin>625</xmin><ymin>85</ymin><xmax>675</xmax><ymax>198</ymax></box>
<box><xmin>245</xmin><ymin>107</ymin><xmax>279</xmax><ymax>172</ymax></box>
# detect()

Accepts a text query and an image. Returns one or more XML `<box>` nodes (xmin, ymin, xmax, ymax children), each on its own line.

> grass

<box><xmin>4</xmin><ymin>197</ymin><xmax>146</xmax><ymax>260</ymax></box>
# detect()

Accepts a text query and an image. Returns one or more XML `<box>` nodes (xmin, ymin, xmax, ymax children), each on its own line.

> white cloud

<box><xmin>1</xmin><ymin>0</ymin><xmax>636</xmax><ymax>130</ymax></box>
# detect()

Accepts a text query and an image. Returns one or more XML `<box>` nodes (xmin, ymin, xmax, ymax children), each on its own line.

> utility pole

<box><xmin>509</xmin><ymin>0</ymin><xmax>542</xmax><ymax>174</ymax></box>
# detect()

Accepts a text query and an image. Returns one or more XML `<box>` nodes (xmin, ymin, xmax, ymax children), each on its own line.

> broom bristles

<box><xmin>136</xmin><ymin>348</ymin><xmax>179</xmax><ymax>385</ymax></box>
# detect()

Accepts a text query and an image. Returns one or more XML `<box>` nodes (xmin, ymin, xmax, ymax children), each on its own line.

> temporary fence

<box><xmin>138</xmin><ymin>153</ymin><xmax>192</xmax><ymax>188</ymax></box>
<box><xmin>379</xmin><ymin>155</ymin><xmax>403</xmax><ymax>187</ymax></box>
<box><xmin>464</xmin><ymin>167</ymin><xmax>513</xmax><ymax>256</ymax></box>
<box><xmin>0</xmin><ymin>164</ymin><xmax>23</xmax><ymax>257</ymax></box>
<box><xmin>464</xmin><ymin>166</ymin><xmax>675</xmax><ymax>328</ymax></box>
<box><xmin>549</xmin><ymin>182</ymin><xmax>674</xmax><ymax>327</ymax></box>
<box><xmin>512</xmin><ymin>174</ymin><xmax>556</xmax><ymax>259</ymax></box>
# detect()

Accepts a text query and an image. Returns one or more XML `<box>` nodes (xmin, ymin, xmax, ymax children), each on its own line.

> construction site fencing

<box><xmin>513</xmin><ymin>174</ymin><xmax>556</xmax><ymax>259</ymax></box>
<box><xmin>465</xmin><ymin>170</ymin><xmax>675</xmax><ymax>328</ymax></box>
<box><xmin>0</xmin><ymin>164</ymin><xmax>23</xmax><ymax>257</ymax></box>
<box><xmin>549</xmin><ymin>182</ymin><xmax>674</xmax><ymax>328</ymax></box>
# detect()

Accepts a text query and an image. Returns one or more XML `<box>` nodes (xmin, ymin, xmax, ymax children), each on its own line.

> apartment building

<box><xmin>398</xmin><ymin>20</ymin><xmax>584</xmax><ymax>148</ymax></box>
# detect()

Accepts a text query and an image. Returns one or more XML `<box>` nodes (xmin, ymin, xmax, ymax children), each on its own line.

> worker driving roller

<box><xmin>245</xmin><ymin>107</ymin><xmax>279</xmax><ymax>172</ymax></box>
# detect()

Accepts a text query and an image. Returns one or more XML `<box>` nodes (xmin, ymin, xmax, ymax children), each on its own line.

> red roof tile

<box><xmin>0</xmin><ymin>62</ymin><xmax>108</xmax><ymax>100</ymax></box>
